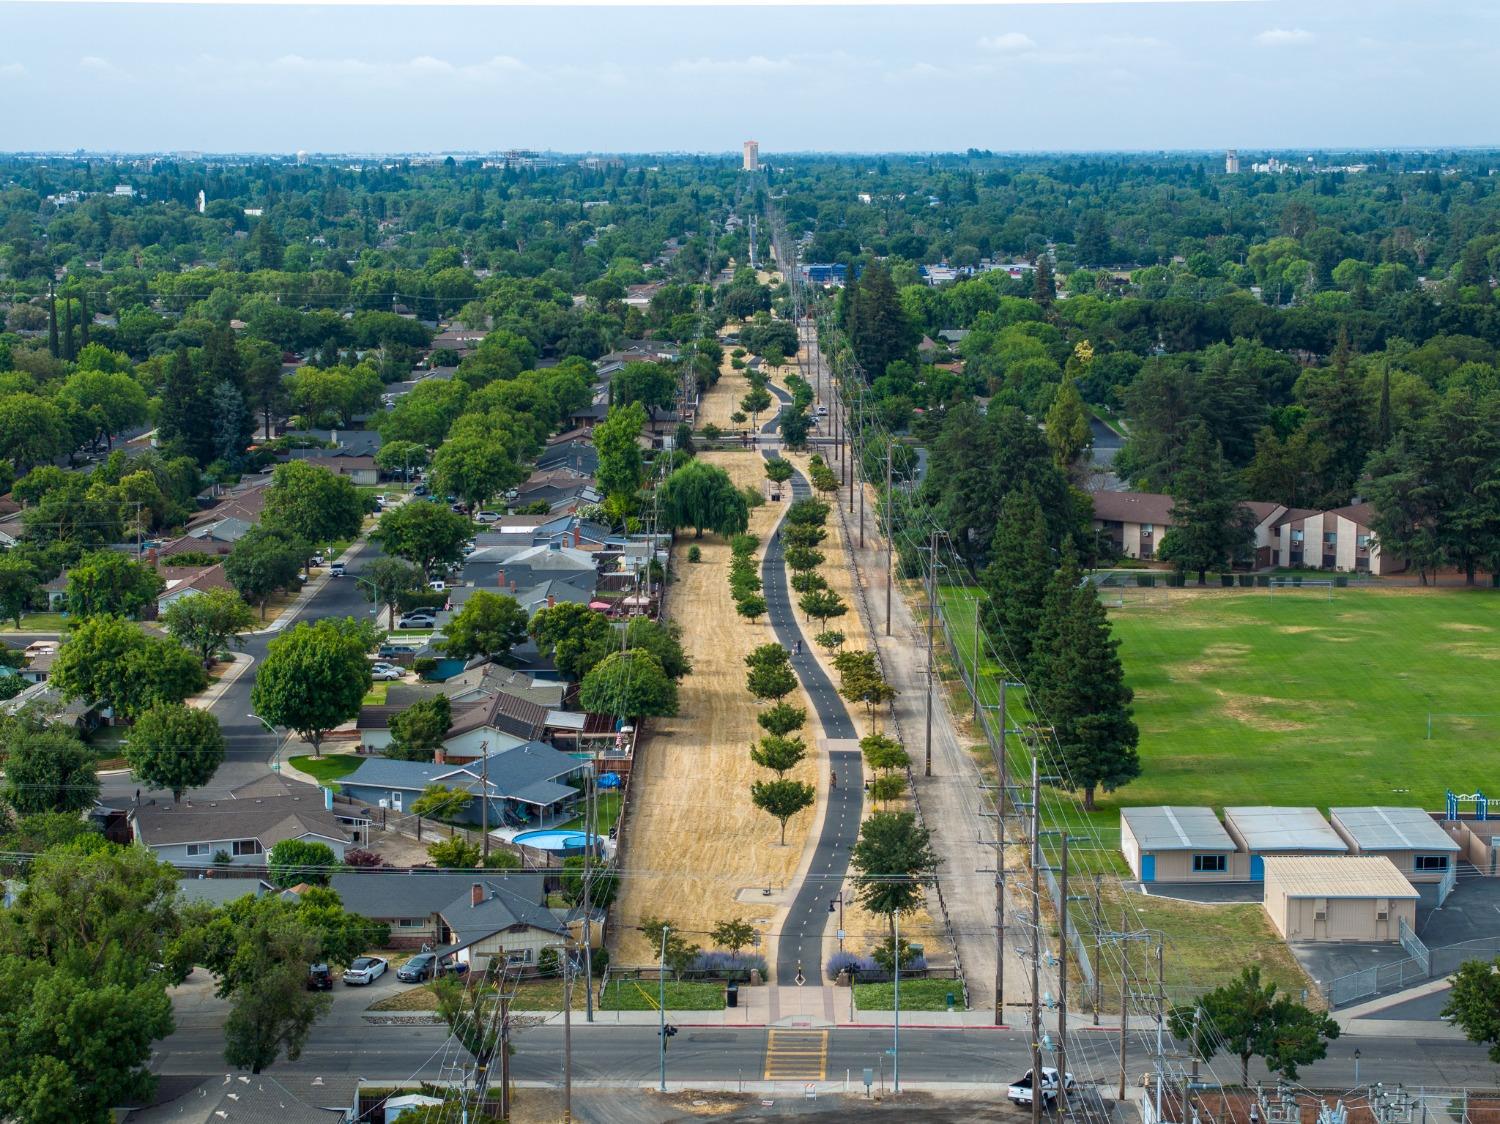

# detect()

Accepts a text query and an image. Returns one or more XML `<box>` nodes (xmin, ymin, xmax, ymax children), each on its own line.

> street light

<box><xmin>248</xmin><ymin>713</ymin><xmax>283</xmax><ymax>773</ymax></box>
<box><xmin>1354</xmin><ymin>1047</ymin><xmax>1361</xmax><ymax>1086</ymax></box>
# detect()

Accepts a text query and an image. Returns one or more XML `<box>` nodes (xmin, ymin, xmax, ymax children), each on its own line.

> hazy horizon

<box><xmin>2</xmin><ymin>0</ymin><xmax>1498</xmax><ymax>153</ymax></box>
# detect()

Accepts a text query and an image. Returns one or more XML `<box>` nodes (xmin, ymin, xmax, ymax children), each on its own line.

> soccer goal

<box><xmin>1267</xmin><ymin>579</ymin><xmax>1334</xmax><ymax>601</ymax></box>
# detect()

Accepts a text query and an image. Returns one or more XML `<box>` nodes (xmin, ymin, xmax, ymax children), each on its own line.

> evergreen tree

<box><xmin>1157</xmin><ymin>423</ymin><xmax>1252</xmax><ymax>584</ymax></box>
<box><xmin>1044</xmin><ymin>372</ymin><xmax>1091</xmax><ymax>471</ymax></box>
<box><xmin>157</xmin><ymin>347</ymin><xmax>212</xmax><ymax>465</ymax></box>
<box><xmin>846</xmin><ymin>261</ymin><xmax>916</xmax><ymax>382</ymax></box>
<box><xmin>1032</xmin><ymin>552</ymin><xmax>1139</xmax><ymax>811</ymax></box>
<box><xmin>1032</xmin><ymin>256</ymin><xmax>1056</xmax><ymax>307</ymax></box>
<box><xmin>979</xmin><ymin>488</ymin><xmax>1052</xmax><ymax>680</ymax></box>
<box><xmin>47</xmin><ymin>288</ymin><xmax>58</xmax><ymax>357</ymax></box>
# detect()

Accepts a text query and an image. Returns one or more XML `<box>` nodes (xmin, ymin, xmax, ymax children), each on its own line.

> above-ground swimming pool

<box><xmin>511</xmin><ymin>829</ymin><xmax>599</xmax><ymax>856</ymax></box>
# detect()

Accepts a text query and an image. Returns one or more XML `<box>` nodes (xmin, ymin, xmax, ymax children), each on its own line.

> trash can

<box><xmin>727</xmin><ymin>982</ymin><xmax>739</xmax><ymax>1009</ymax></box>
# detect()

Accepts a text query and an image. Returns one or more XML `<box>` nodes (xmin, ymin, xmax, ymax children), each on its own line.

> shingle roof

<box><xmin>133</xmin><ymin>795</ymin><xmax>352</xmax><ymax>848</ymax></box>
<box><xmin>1090</xmin><ymin>491</ymin><xmax>1177</xmax><ymax>526</ymax></box>
<box><xmin>439</xmin><ymin>879</ymin><xmax>567</xmax><ymax>951</ymax></box>
<box><xmin>1121</xmin><ymin>806</ymin><xmax>1235</xmax><ymax>852</ymax></box>
<box><xmin>1330</xmin><ymin>807</ymin><xmax>1460</xmax><ymax>854</ymax></box>
<box><xmin>328</xmin><ymin>870</ymin><xmax>545</xmax><ymax>920</ymax></box>
<box><xmin>1263</xmin><ymin>856</ymin><xmax>1419</xmax><ymax>899</ymax></box>
<box><xmin>344</xmin><ymin>741</ymin><xmax>579</xmax><ymax>801</ymax></box>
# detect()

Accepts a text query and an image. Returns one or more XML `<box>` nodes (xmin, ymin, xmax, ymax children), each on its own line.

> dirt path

<box><xmin>610</xmin><ymin>451</ymin><xmax>821</xmax><ymax>967</ymax></box>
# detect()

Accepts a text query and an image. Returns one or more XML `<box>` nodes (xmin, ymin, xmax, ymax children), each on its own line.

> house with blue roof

<box><xmin>340</xmin><ymin>741</ymin><xmax>585</xmax><ymax>828</ymax></box>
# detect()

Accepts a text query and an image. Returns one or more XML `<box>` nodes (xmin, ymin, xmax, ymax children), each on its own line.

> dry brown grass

<box><xmin>611</xmin><ymin>450</ymin><xmax>820</xmax><ymax>966</ymax></box>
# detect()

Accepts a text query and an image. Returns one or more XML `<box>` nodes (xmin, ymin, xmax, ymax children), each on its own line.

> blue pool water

<box><xmin>513</xmin><ymin>829</ymin><xmax>596</xmax><ymax>852</ymax></box>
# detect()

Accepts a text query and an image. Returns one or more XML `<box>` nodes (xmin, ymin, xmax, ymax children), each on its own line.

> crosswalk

<box><xmin>762</xmin><ymin>1029</ymin><xmax>829</xmax><ymax>1082</ymax></box>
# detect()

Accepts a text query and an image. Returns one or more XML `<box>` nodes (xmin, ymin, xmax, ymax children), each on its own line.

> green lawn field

<box><xmin>944</xmin><ymin>585</ymin><xmax>1500</xmax><ymax>821</ymax></box>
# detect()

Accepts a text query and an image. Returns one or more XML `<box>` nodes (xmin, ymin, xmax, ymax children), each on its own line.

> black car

<box><xmin>307</xmin><ymin>963</ymin><xmax>333</xmax><ymax>991</ymax></box>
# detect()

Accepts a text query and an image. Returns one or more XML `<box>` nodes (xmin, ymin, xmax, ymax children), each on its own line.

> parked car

<box><xmin>1007</xmin><ymin>1068</ymin><xmax>1075</xmax><ymax>1107</ymax></box>
<box><xmin>307</xmin><ymin>963</ymin><xmax>334</xmax><ymax>992</ymax></box>
<box><xmin>378</xmin><ymin>642</ymin><xmax>420</xmax><ymax>659</ymax></box>
<box><xmin>396</xmin><ymin>953</ymin><xmax>469</xmax><ymax>983</ymax></box>
<box><xmin>374</xmin><ymin>494</ymin><xmax>388</xmax><ymax>507</ymax></box>
<box><xmin>370</xmin><ymin>664</ymin><xmax>404</xmax><ymax>681</ymax></box>
<box><xmin>329</xmin><ymin>561</ymin><xmax>346</xmax><ymax>577</ymax></box>
<box><xmin>343</xmin><ymin>956</ymin><xmax>389</xmax><ymax>985</ymax></box>
<box><xmin>473</xmin><ymin>511</ymin><xmax>501</xmax><ymax>524</ymax></box>
<box><xmin>397</xmin><ymin>612</ymin><xmax>437</xmax><ymax>629</ymax></box>
<box><xmin>427</xmin><ymin>580</ymin><xmax>446</xmax><ymax>593</ymax></box>
<box><xmin>412</xmin><ymin>483</ymin><xmax>428</xmax><ymax>496</ymax></box>
<box><xmin>462</xmin><ymin>540</ymin><xmax>478</xmax><ymax>556</ymax></box>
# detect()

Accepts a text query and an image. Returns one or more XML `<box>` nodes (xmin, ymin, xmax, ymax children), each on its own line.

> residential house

<box><xmin>356</xmin><ymin>682</ymin><xmax>546</xmax><ymax>761</ymax></box>
<box><xmin>284</xmin><ymin>428</ymin><xmax>383</xmax><ymax>458</ymax></box>
<box><xmin>1090</xmin><ymin>491</ymin><xmax>1177</xmax><ymax>561</ymax></box>
<box><xmin>175</xmin><ymin>876</ymin><xmax>275</xmax><ymax>907</ymax></box>
<box><xmin>339</xmin><ymin>741</ymin><xmax>585</xmax><ymax>827</ymax></box>
<box><xmin>511</xmin><ymin>468</ymin><xmax>602</xmax><ymax>513</ymax></box>
<box><xmin>536</xmin><ymin>439</ymin><xmax>600</xmax><ymax>477</ymax></box>
<box><xmin>437</xmin><ymin>878</ymin><xmax>570</xmax><ymax>971</ymax></box>
<box><xmin>131</xmin><ymin>791</ymin><xmax>365</xmax><ymax>867</ymax></box>
<box><xmin>154</xmin><ymin>564</ymin><xmax>233</xmax><ymax>617</ymax></box>
<box><xmin>286</xmin><ymin>453</ymin><xmax>379</xmax><ymax>487</ymax></box>
<box><xmin>464</xmin><ymin>541</ymin><xmax>598</xmax><ymax>595</ymax></box>
<box><xmin>325</xmin><ymin>870</ymin><xmax>548</xmax><ymax>948</ymax></box>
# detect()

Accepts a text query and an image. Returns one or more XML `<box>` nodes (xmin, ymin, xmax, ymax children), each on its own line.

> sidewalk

<box><xmin>249</xmin><ymin>533</ymin><xmax>376</xmax><ymax>636</ymax></box>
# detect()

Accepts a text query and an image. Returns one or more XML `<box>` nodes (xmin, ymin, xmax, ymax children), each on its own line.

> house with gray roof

<box><xmin>438</xmin><ymin>878</ymin><xmax>569</xmax><ymax>971</ymax></box>
<box><xmin>1120</xmin><ymin>806</ymin><xmax>1240</xmax><ymax>883</ymax></box>
<box><xmin>175</xmin><ymin>875</ymin><xmax>274</xmax><ymax>907</ymax></box>
<box><xmin>340</xmin><ymin>742</ymin><xmax>584</xmax><ymax>828</ymax></box>
<box><xmin>132</xmin><ymin>791</ymin><xmax>365</xmax><ymax>868</ymax></box>
<box><xmin>464</xmin><ymin>541</ymin><xmax>598</xmax><ymax>594</ymax></box>
<box><xmin>326</xmin><ymin>870</ymin><xmax>550</xmax><ymax>949</ymax></box>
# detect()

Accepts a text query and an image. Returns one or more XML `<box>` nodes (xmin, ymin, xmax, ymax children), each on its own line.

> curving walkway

<box><xmin>758</xmin><ymin>451</ymin><xmax>863</xmax><ymax>986</ymax></box>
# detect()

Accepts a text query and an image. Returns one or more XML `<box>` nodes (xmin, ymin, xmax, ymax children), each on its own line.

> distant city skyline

<box><xmin>1</xmin><ymin>0</ymin><xmax>1497</xmax><ymax>153</ymax></box>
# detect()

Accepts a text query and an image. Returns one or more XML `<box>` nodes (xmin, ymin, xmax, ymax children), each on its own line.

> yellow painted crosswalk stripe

<box><xmin>762</xmin><ymin>1029</ymin><xmax>828</xmax><ymax>1081</ymax></box>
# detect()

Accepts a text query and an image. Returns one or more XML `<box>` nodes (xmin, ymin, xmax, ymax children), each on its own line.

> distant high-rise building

<box><xmin>196</xmin><ymin>189</ymin><xmax>206</xmax><ymax>214</ymax></box>
<box><xmin>743</xmin><ymin>140</ymin><xmax>759</xmax><ymax>172</ymax></box>
<box><xmin>1225</xmin><ymin>149</ymin><xmax>1241</xmax><ymax>174</ymax></box>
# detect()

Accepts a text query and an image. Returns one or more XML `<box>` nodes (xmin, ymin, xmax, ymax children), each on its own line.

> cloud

<box><xmin>0</xmin><ymin>63</ymin><xmax>25</xmax><ymax>79</ymax></box>
<box><xmin>1254</xmin><ymin>28</ymin><xmax>1316</xmax><ymax>47</ymax></box>
<box><xmin>978</xmin><ymin>32</ymin><xmax>1038</xmax><ymax>53</ymax></box>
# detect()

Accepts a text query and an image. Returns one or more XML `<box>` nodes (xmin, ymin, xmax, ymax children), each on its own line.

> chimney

<box><xmin>471</xmin><ymin>882</ymin><xmax>485</xmax><ymax>907</ymax></box>
<box><xmin>546</xmin><ymin>594</ymin><xmax>556</xmax><ymax>608</ymax></box>
<box><xmin>573</xmin><ymin>525</ymin><xmax>581</xmax><ymax>547</ymax></box>
<box><xmin>497</xmin><ymin>569</ymin><xmax>504</xmax><ymax>588</ymax></box>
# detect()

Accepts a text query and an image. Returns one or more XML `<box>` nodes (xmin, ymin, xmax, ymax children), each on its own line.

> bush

<box><xmin>1256</xmin><ymin>574</ymin><xmax>1271</xmax><ymax>587</ymax></box>
<box><xmin>741</xmin><ymin>485</ymin><xmax>765</xmax><ymax>509</ymax></box>
<box><xmin>399</xmin><ymin>589</ymin><xmax>448</xmax><ymax>611</ymax></box>
<box><xmin>1238</xmin><ymin>574</ymin><xmax>1254</xmax><ymax>587</ymax></box>
<box><xmin>687</xmin><ymin>951</ymin><xmax>768</xmax><ymax>980</ymax></box>
<box><xmin>702</xmin><ymin>423</ymin><xmax>722</xmax><ymax>441</ymax></box>
<box><xmin>411</xmin><ymin>657</ymin><xmax>438</xmax><ymax>674</ymax></box>
<box><xmin>687</xmin><ymin>545</ymin><xmax>701</xmax><ymax>563</ymax></box>
<box><xmin>825</xmin><ymin>951</ymin><xmax>870</xmax><ymax>980</ymax></box>
<box><xmin>343</xmin><ymin>847</ymin><xmax>383</xmax><ymax>868</ymax></box>
<box><xmin>730</xmin><ymin>533</ymin><xmax>760</xmax><ymax>557</ymax></box>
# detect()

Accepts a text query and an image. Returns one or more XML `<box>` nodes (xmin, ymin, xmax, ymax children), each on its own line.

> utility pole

<box><xmin>1056</xmin><ymin>832</ymin><xmax>1070</xmax><ymax>1115</ymax></box>
<box><xmin>973</xmin><ymin>599</ymin><xmax>981</xmax><ymax>721</ymax></box>
<box><xmin>498</xmin><ymin>987</ymin><xmax>512</xmax><ymax>1121</ymax></box>
<box><xmin>847</xmin><ymin>386</ymin><xmax>856</xmax><ymax>516</ymax></box>
<box><xmin>1092</xmin><ymin>875</ymin><xmax>1103</xmax><ymax>1025</ymax></box>
<box><xmin>1118</xmin><ymin>913</ymin><xmax>1130</xmax><ymax>1102</ymax></box>
<box><xmin>582</xmin><ymin>775</ymin><xmax>596</xmax><ymax>1022</ymax></box>
<box><xmin>993</xmin><ymin>768</ymin><xmax>1007</xmax><ymax>1025</ymax></box>
<box><xmin>658</xmin><ymin>926</ymin><xmax>668</xmax><ymax>1093</ymax></box>
<box><xmin>924</xmin><ymin>530</ymin><xmax>937</xmax><ymax>777</ymax></box>
<box><xmin>563</xmin><ymin>947</ymin><xmax>573</xmax><ymax>1124</ymax></box>
<box><xmin>1155</xmin><ymin>940</ymin><xmax>1166</xmax><ymax>1124</ymax></box>
<box><xmin>893</xmin><ymin>908</ymin><xmax>901</xmax><ymax>1094</ymax></box>
<box><xmin>479</xmin><ymin>739</ymin><xmax>491</xmax><ymax>859</ymax></box>
<box><xmin>1029</xmin><ymin>755</ymin><xmax>1042</xmax><ymax>1124</ymax></box>
<box><xmin>857</xmin><ymin>396</ymin><xmax>865</xmax><ymax>548</ymax></box>
<box><xmin>884</xmin><ymin>443</ymin><xmax>893</xmax><ymax>637</ymax></box>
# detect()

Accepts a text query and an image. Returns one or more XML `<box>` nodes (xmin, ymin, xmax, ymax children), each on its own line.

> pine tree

<box><xmin>158</xmin><ymin>347</ymin><xmax>212</xmax><ymax>465</ymax></box>
<box><xmin>1032</xmin><ymin>256</ymin><xmax>1056</xmax><ymax>307</ymax></box>
<box><xmin>1030</xmin><ymin>540</ymin><xmax>1083</xmax><ymax>698</ymax></box>
<box><xmin>1032</xmin><ymin>553</ymin><xmax>1140</xmax><ymax>811</ymax></box>
<box><xmin>79</xmin><ymin>291</ymin><xmax>90</xmax><ymax>350</ymax></box>
<box><xmin>1156</xmin><ymin>423</ymin><xmax>1252</xmax><ymax>584</ymax></box>
<box><xmin>61</xmin><ymin>298</ymin><xmax>75</xmax><ymax>362</ymax></box>
<box><xmin>1045</xmin><ymin>373</ymin><xmax>1091</xmax><ymax>471</ymax></box>
<box><xmin>1376</xmin><ymin>363</ymin><xmax>1392</xmax><ymax>449</ymax></box>
<box><xmin>847</xmin><ymin>261</ymin><xmax>915</xmax><ymax>382</ymax></box>
<box><xmin>979</xmin><ymin>489</ymin><xmax>1052</xmax><ymax>680</ymax></box>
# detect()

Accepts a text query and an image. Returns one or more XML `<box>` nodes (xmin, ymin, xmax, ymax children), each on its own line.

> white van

<box><xmin>329</xmin><ymin>561</ymin><xmax>346</xmax><ymax>577</ymax></box>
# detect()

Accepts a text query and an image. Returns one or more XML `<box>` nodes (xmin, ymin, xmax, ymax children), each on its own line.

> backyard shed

<box><xmin>1120</xmin><ymin>806</ymin><xmax>1240</xmax><ymax>882</ymax></box>
<box><xmin>1224</xmin><ymin>806</ymin><xmax>1349</xmax><ymax>880</ymax></box>
<box><xmin>1262</xmin><ymin>856</ymin><xmax>1418</xmax><ymax>943</ymax></box>
<box><xmin>1329</xmin><ymin>806</ymin><xmax>1461</xmax><ymax>884</ymax></box>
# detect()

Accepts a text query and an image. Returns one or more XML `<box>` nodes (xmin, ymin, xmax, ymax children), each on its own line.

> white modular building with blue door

<box><xmin>1224</xmin><ymin>806</ymin><xmax>1350</xmax><ymax>881</ymax></box>
<box><xmin>1120</xmin><ymin>806</ymin><xmax>1240</xmax><ymax>883</ymax></box>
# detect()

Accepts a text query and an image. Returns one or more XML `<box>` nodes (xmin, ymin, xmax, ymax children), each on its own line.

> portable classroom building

<box><xmin>1261</xmin><ymin>856</ymin><xmax>1418</xmax><ymax>943</ymax></box>
<box><xmin>1119</xmin><ymin>806</ymin><xmax>1241</xmax><ymax>882</ymax></box>
<box><xmin>1328</xmin><ymin>806</ymin><xmax>1461</xmax><ymax>884</ymax></box>
<box><xmin>1223</xmin><ymin>807</ymin><xmax>1350</xmax><ymax>880</ymax></box>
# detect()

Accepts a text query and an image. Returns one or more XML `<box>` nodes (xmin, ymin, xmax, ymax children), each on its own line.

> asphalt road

<box><xmin>100</xmin><ymin>535</ymin><xmax>388</xmax><ymax>805</ymax></box>
<box><xmin>154</xmin><ymin>1016</ymin><xmax>1500</xmax><ymax>1091</ymax></box>
<box><xmin>759</xmin><ymin>453</ymin><xmax>861</xmax><ymax>986</ymax></box>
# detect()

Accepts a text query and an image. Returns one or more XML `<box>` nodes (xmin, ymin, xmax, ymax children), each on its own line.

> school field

<box><xmin>942</xmin><ymin>585</ymin><xmax>1500</xmax><ymax>837</ymax></box>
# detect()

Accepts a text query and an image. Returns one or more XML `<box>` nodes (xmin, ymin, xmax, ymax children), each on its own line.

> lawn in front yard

<box><xmin>598</xmin><ymin>978</ymin><xmax>727</xmax><ymax>1011</ymax></box>
<box><xmin>0</xmin><ymin>612</ymin><xmax>69</xmax><ymax>632</ymax></box>
<box><xmin>853</xmin><ymin>977</ymin><xmax>964</xmax><ymax>1012</ymax></box>
<box><xmin>288</xmin><ymin>754</ymin><xmax>363</xmax><ymax>784</ymax></box>
<box><xmin>362</xmin><ymin>682</ymin><xmax>389</xmax><ymax>705</ymax></box>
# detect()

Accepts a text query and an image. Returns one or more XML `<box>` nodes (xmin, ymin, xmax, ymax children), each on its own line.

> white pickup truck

<box><xmin>1007</xmin><ymin>1067</ymin><xmax>1077</xmax><ymax>1108</ymax></box>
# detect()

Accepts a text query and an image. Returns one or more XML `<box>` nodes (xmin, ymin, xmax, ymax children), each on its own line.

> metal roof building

<box><xmin>1262</xmin><ymin>856</ymin><xmax>1419</xmax><ymax>943</ymax></box>
<box><xmin>1119</xmin><ymin>806</ymin><xmax>1237</xmax><ymax>883</ymax></box>
<box><xmin>1224</xmin><ymin>807</ymin><xmax>1350</xmax><ymax>880</ymax></box>
<box><xmin>1329</xmin><ymin>806</ymin><xmax>1460</xmax><ymax>884</ymax></box>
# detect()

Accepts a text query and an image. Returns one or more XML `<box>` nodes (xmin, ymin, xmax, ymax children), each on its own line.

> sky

<box><xmin>1</xmin><ymin>0</ymin><xmax>1498</xmax><ymax>154</ymax></box>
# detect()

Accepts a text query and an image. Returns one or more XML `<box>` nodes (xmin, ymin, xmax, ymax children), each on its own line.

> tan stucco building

<box><xmin>1262</xmin><ymin>856</ymin><xmax>1419</xmax><ymax>943</ymax></box>
<box><xmin>1120</xmin><ymin>806</ymin><xmax>1244</xmax><ymax>882</ymax></box>
<box><xmin>1329</xmin><ymin>806</ymin><xmax>1460</xmax><ymax>884</ymax></box>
